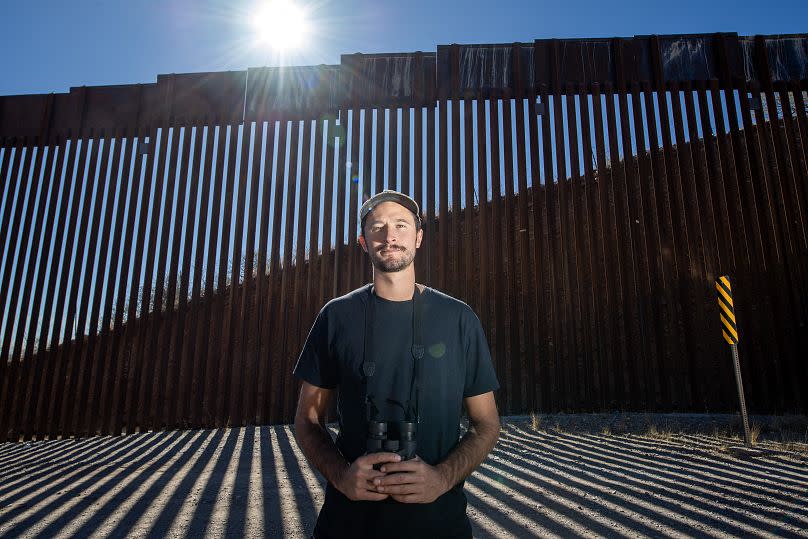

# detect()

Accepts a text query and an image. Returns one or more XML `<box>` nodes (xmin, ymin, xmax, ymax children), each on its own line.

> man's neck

<box><xmin>372</xmin><ymin>266</ymin><xmax>417</xmax><ymax>301</ymax></box>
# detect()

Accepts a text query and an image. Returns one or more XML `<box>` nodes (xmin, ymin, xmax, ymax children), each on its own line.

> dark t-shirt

<box><xmin>293</xmin><ymin>284</ymin><xmax>499</xmax><ymax>539</ymax></box>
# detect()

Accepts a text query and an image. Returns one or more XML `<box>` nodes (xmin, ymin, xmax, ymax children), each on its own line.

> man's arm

<box><xmin>294</xmin><ymin>380</ymin><xmax>401</xmax><ymax>501</ymax></box>
<box><xmin>374</xmin><ymin>391</ymin><xmax>500</xmax><ymax>503</ymax></box>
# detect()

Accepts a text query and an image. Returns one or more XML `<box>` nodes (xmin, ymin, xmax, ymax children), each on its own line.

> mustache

<box><xmin>377</xmin><ymin>245</ymin><xmax>405</xmax><ymax>253</ymax></box>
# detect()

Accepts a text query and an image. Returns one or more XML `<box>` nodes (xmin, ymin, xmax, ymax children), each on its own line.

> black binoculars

<box><xmin>366</xmin><ymin>420</ymin><xmax>417</xmax><ymax>462</ymax></box>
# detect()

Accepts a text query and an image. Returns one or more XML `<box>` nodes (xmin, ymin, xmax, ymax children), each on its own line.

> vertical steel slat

<box><xmin>596</xmin><ymin>83</ymin><xmax>623</xmax><ymax>407</ymax></box>
<box><xmin>303</xmin><ymin>118</ymin><xmax>324</xmax><ymax>407</ymax></box>
<box><xmin>425</xmin><ymin>105</ymin><xmax>436</xmax><ymax>288</ymax></box>
<box><xmin>737</xmin><ymin>80</ymin><xmax>786</xmax><ymax>408</ymax></box>
<box><xmin>238</xmin><ymin>120</ymin><xmax>265</xmax><ymax>426</ymax></box>
<box><xmin>401</xmin><ymin>107</ymin><xmax>411</xmax><ymax>196</ymax></box>
<box><xmin>359</xmin><ymin>108</ymin><xmax>373</xmax><ymax>286</ymax></box>
<box><xmin>122</xmin><ymin>126</ymin><xmax>163</xmax><ymax>433</ymax></box>
<box><xmin>3</xmin><ymin>141</ymin><xmax>48</xmax><ymax>442</ymax></box>
<box><xmin>134</xmin><ymin>124</ymin><xmax>173</xmax><ymax>432</ymax></box>
<box><xmin>30</xmin><ymin>136</ymin><xmax>71</xmax><ymax>438</ymax></box>
<box><xmin>84</xmin><ymin>131</ymin><xmax>127</xmax><ymax>437</ymax></box>
<box><xmin>64</xmin><ymin>132</ymin><xmax>107</xmax><ymax>436</ymax></box>
<box><xmin>641</xmin><ymin>82</ymin><xmax>677</xmax><ymax>408</ymax></box>
<box><xmin>318</xmin><ymin>118</ymin><xmax>334</xmax><ymax>322</ymax></box>
<box><xmin>683</xmin><ymin>83</ymin><xmax>722</xmax><ymax>409</ymax></box>
<box><xmin>630</xmin><ymin>83</ymin><xmax>664</xmax><ymax>408</ymax></box>
<box><xmin>254</xmin><ymin>119</ymin><xmax>279</xmax><ymax>425</ymax></box>
<box><xmin>577</xmin><ymin>85</ymin><xmax>606</xmax><ymax>409</ymax></box>
<box><xmin>275</xmin><ymin>120</ymin><xmax>300</xmax><ymax>422</ymax></box>
<box><xmin>264</xmin><ymin>119</ymin><xmax>289</xmax><ymax>424</ymax></box>
<box><xmin>170</xmin><ymin>123</ymin><xmax>204</xmax><ymax>428</ymax></box>
<box><xmin>513</xmin><ymin>89</ymin><xmax>538</xmax><ymax>412</ymax></box>
<box><xmin>113</xmin><ymin>127</ymin><xmax>152</xmax><ymax>435</ymax></box>
<box><xmin>213</xmin><ymin>123</ymin><xmax>240</xmax><ymax>428</ymax></box>
<box><xmin>437</xmin><ymin>100</ymin><xmax>449</xmax><ymax>292</ymax></box>
<box><xmin>776</xmin><ymin>87</ymin><xmax>808</xmax><ymax>409</ymax></box>
<box><xmin>198</xmin><ymin>123</ymin><xmax>228</xmax><ymax>427</ymax></box>
<box><xmin>539</xmin><ymin>84</ymin><xmax>561</xmax><ymax>410</ymax></box>
<box><xmin>758</xmin><ymin>77</ymin><xmax>805</xmax><ymax>408</ymax></box>
<box><xmin>413</xmin><ymin>107</ymin><xmax>424</xmax><ymax>285</ymax></box>
<box><xmin>707</xmin><ymin>80</ymin><xmax>749</xmax><ymax>268</ymax></box>
<box><xmin>289</xmin><ymin>119</ymin><xmax>314</xmax><ymax>420</ymax></box>
<box><xmin>487</xmin><ymin>97</ymin><xmax>508</xmax><ymax>412</ymax></box>
<box><xmin>462</xmin><ymin>98</ymin><xmax>477</xmax><ymax>315</ymax></box>
<box><xmin>563</xmin><ymin>85</ymin><xmax>589</xmax><ymax>409</ymax></box>
<box><xmin>500</xmin><ymin>95</ymin><xmax>523</xmax><ymax>413</ymax></box>
<box><xmin>613</xmin><ymin>49</ymin><xmax>645</xmax><ymax>410</ymax></box>
<box><xmin>159</xmin><ymin>125</ymin><xmax>192</xmax><ymax>429</ymax></box>
<box><xmin>187</xmin><ymin>123</ymin><xmax>216</xmax><ymax>428</ymax></box>
<box><xmin>374</xmin><ymin>107</ymin><xmax>384</xmax><ymax>195</ymax></box>
<box><xmin>347</xmin><ymin>110</ymin><xmax>361</xmax><ymax>293</ymax></box>
<box><xmin>71</xmin><ymin>131</ymin><xmax>118</xmax><ymax>436</ymax></box>
<box><xmin>57</xmin><ymin>132</ymin><xmax>100</xmax><ymax>437</ymax></box>
<box><xmin>526</xmin><ymin>87</ymin><xmax>550</xmax><ymax>412</ymax></box>
<box><xmin>668</xmin><ymin>82</ymin><xmax>703</xmax><ymax>409</ymax></box>
<box><xmin>615</xmin><ymin>74</ymin><xmax>650</xmax><ymax>410</ymax></box>
<box><xmin>475</xmin><ymin>98</ymin><xmax>493</xmax><ymax>363</ymax></box>
<box><xmin>0</xmin><ymin>142</ymin><xmax>34</xmax><ymax>437</ymax></box>
<box><xmin>334</xmin><ymin>111</ymin><xmax>348</xmax><ymax>296</ymax></box>
<box><xmin>779</xmin><ymin>84</ymin><xmax>808</xmax><ymax>250</ymax></box>
<box><xmin>99</xmin><ymin>132</ymin><xmax>137</xmax><ymax>435</ymax></box>
<box><xmin>450</xmin><ymin>97</ymin><xmax>462</xmax><ymax>301</ymax></box>
<box><xmin>222</xmin><ymin>121</ymin><xmax>251</xmax><ymax>427</ymax></box>
<box><xmin>551</xmin><ymin>78</ymin><xmax>575</xmax><ymax>410</ymax></box>
<box><xmin>389</xmin><ymin>107</ymin><xmax>399</xmax><ymax>192</ymax></box>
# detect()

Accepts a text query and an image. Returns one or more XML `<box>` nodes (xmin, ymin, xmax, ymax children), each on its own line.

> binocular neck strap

<box><xmin>363</xmin><ymin>284</ymin><xmax>424</xmax><ymax>423</ymax></box>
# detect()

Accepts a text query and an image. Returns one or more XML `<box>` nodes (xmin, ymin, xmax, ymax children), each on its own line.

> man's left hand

<box><xmin>373</xmin><ymin>456</ymin><xmax>450</xmax><ymax>503</ymax></box>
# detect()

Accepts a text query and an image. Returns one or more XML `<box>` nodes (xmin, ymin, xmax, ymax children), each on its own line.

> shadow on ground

<box><xmin>1</xmin><ymin>418</ymin><xmax>806</xmax><ymax>538</ymax></box>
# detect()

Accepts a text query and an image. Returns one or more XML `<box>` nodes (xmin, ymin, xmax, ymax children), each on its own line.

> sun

<box><xmin>251</xmin><ymin>0</ymin><xmax>310</xmax><ymax>51</ymax></box>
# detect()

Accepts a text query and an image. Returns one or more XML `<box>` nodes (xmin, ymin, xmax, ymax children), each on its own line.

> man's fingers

<box><xmin>379</xmin><ymin>459</ymin><xmax>421</xmax><ymax>473</ymax></box>
<box><xmin>375</xmin><ymin>472</ymin><xmax>418</xmax><ymax>486</ymax></box>
<box><xmin>356</xmin><ymin>452</ymin><xmax>402</xmax><ymax>468</ymax></box>
<box><xmin>376</xmin><ymin>482</ymin><xmax>419</xmax><ymax>495</ymax></box>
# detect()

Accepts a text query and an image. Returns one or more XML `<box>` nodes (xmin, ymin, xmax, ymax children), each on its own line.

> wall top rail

<box><xmin>2</xmin><ymin>32</ymin><xmax>807</xmax><ymax>141</ymax></box>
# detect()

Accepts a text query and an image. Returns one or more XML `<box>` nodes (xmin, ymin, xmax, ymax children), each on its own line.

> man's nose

<box><xmin>384</xmin><ymin>226</ymin><xmax>397</xmax><ymax>242</ymax></box>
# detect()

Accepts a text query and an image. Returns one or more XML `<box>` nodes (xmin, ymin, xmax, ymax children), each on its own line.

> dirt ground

<box><xmin>1</xmin><ymin>414</ymin><xmax>806</xmax><ymax>538</ymax></box>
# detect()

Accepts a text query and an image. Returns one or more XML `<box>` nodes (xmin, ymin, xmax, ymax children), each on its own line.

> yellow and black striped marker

<box><xmin>716</xmin><ymin>275</ymin><xmax>738</xmax><ymax>345</ymax></box>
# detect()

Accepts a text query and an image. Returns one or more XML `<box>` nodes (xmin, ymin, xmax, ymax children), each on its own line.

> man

<box><xmin>293</xmin><ymin>190</ymin><xmax>500</xmax><ymax>538</ymax></box>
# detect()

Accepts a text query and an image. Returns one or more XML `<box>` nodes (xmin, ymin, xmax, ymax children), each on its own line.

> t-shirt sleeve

<box><xmin>293</xmin><ymin>307</ymin><xmax>338</xmax><ymax>389</ymax></box>
<box><xmin>461</xmin><ymin>306</ymin><xmax>500</xmax><ymax>397</ymax></box>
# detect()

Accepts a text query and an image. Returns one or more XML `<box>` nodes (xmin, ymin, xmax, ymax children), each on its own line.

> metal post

<box><xmin>730</xmin><ymin>343</ymin><xmax>751</xmax><ymax>446</ymax></box>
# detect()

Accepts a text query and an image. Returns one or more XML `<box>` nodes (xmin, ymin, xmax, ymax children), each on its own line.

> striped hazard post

<box><xmin>716</xmin><ymin>275</ymin><xmax>751</xmax><ymax>446</ymax></box>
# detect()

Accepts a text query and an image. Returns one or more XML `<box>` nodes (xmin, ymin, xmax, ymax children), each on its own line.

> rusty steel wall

<box><xmin>0</xmin><ymin>33</ymin><xmax>807</xmax><ymax>442</ymax></box>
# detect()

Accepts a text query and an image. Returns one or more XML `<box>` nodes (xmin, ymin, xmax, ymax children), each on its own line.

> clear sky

<box><xmin>2</xmin><ymin>0</ymin><xmax>807</xmax><ymax>96</ymax></box>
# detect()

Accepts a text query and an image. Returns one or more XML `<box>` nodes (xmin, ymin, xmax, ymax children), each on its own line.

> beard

<box><xmin>369</xmin><ymin>245</ymin><xmax>415</xmax><ymax>273</ymax></box>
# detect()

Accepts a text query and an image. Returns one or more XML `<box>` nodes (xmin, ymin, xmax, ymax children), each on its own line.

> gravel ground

<box><xmin>1</xmin><ymin>414</ymin><xmax>806</xmax><ymax>538</ymax></box>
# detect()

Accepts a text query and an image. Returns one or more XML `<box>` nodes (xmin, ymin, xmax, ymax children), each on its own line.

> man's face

<box><xmin>359</xmin><ymin>201</ymin><xmax>423</xmax><ymax>273</ymax></box>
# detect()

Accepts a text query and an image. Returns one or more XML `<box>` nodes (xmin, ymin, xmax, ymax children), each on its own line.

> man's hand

<box><xmin>335</xmin><ymin>452</ymin><xmax>402</xmax><ymax>501</ymax></box>
<box><xmin>373</xmin><ymin>456</ymin><xmax>450</xmax><ymax>503</ymax></box>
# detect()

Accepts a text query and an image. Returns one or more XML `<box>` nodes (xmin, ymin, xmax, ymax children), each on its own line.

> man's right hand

<box><xmin>335</xmin><ymin>452</ymin><xmax>402</xmax><ymax>501</ymax></box>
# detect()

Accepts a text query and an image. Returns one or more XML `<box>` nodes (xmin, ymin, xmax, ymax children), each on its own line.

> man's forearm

<box><xmin>294</xmin><ymin>420</ymin><xmax>349</xmax><ymax>486</ymax></box>
<box><xmin>435</xmin><ymin>418</ymin><xmax>500</xmax><ymax>489</ymax></box>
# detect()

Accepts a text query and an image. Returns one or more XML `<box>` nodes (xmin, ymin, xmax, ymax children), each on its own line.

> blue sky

<box><xmin>2</xmin><ymin>0</ymin><xmax>808</xmax><ymax>96</ymax></box>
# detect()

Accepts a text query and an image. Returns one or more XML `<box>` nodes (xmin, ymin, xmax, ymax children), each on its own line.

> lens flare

<box><xmin>251</xmin><ymin>0</ymin><xmax>309</xmax><ymax>51</ymax></box>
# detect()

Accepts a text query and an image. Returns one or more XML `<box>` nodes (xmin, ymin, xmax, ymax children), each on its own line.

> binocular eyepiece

<box><xmin>366</xmin><ymin>420</ymin><xmax>417</xmax><ymax>461</ymax></box>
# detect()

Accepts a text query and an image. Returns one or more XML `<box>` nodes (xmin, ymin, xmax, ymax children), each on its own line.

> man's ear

<box><xmin>415</xmin><ymin>228</ymin><xmax>423</xmax><ymax>249</ymax></box>
<box><xmin>358</xmin><ymin>234</ymin><xmax>368</xmax><ymax>253</ymax></box>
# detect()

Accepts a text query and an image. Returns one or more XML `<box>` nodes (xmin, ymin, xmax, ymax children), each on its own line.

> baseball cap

<box><xmin>360</xmin><ymin>190</ymin><xmax>422</xmax><ymax>230</ymax></box>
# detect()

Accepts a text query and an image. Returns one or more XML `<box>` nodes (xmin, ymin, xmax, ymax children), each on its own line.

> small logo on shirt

<box><xmin>428</xmin><ymin>342</ymin><xmax>446</xmax><ymax>358</ymax></box>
